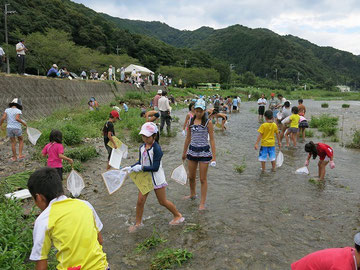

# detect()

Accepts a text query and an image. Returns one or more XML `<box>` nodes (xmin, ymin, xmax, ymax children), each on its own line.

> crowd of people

<box><xmin>0</xmin><ymin>90</ymin><xmax>344</xmax><ymax>269</ymax></box>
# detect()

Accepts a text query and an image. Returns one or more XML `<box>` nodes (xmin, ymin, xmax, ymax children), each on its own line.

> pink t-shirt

<box><xmin>291</xmin><ymin>247</ymin><xmax>356</xmax><ymax>270</ymax></box>
<box><xmin>42</xmin><ymin>142</ymin><xmax>64</xmax><ymax>168</ymax></box>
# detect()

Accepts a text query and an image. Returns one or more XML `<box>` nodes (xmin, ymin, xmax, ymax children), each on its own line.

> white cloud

<box><xmin>73</xmin><ymin>0</ymin><xmax>360</xmax><ymax>54</ymax></box>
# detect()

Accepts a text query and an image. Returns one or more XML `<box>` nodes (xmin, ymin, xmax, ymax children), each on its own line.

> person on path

<box><xmin>123</xmin><ymin>122</ymin><xmax>184</xmax><ymax>232</ymax></box>
<box><xmin>80</xmin><ymin>70</ymin><xmax>87</xmax><ymax>80</ymax></box>
<box><xmin>0</xmin><ymin>46</ymin><xmax>5</xmax><ymax>72</ymax></box>
<box><xmin>28</xmin><ymin>167</ymin><xmax>109</xmax><ymax>270</ymax></box>
<box><xmin>103</xmin><ymin>110</ymin><xmax>120</xmax><ymax>170</ymax></box>
<box><xmin>257</xmin><ymin>94</ymin><xmax>267</xmax><ymax>122</ymax></box>
<box><xmin>153</xmin><ymin>90</ymin><xmax>162</xmax><ymax>111</ymax></box>
<box><xmin>304</xmin><ymin>141</ymin><xmax>334</xmax><ymax>181</ymax></box>
<box><xmin>0</xmin><ymin>98</ymin><xmax>27</xmax><ymax>161</ymax></box>
<box><xmin>254</xmin><ymin>110</ymin><xmax>281</xmax><ymax>172</ymax></box>
<box><xmin>182</xmin><ymin>99</ymin><xmax>216</xmax><ymax>210</ymax></box>
<box><xmin>16</xmin><ymin>39</ymin><xmax>27</xmax><ymax>74</ymax></box>
<box><xmin>291</xmin><ymin>232</ymin><xmax>360</xmax><ymax>270</ymax></box>
<box><xmin>158</xmin><ymin>90</ymin><xmax>171</xmax><ymax>134</ymax></box>
<box><xmin>47</xmin><ymin>64</ymin><xmax>58</xmax><ymax>78</ymax></box>
<box><xmin>41</xmin><ymin>130</ymin><xmax>73</xmax><ymax>180</ymax></box>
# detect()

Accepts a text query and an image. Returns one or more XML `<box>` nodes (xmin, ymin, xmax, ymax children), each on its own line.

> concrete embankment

<box><xmin>0</xmin><ymin>75</ymin><xmax>164</xmax><ymax>120</ymax></box>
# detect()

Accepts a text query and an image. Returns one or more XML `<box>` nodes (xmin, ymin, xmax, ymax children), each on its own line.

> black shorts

<box><xmin>258</xmin><ymin>106</ymin><xmax>265</xmax><ymax>115</ymax></box>
<box><xmin>233</xmin><ymin>105</ymin><xmax>237</xmax><ymax>110</ymax></box>
<box><xmin>55</xmin><ymin>167</ymin><xmax>63</xmax><ymax>180</ymax></box>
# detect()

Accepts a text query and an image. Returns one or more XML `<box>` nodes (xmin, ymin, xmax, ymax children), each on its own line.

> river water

<box><xmin>80</xmin><ymin>99</ymin><xmax>360</xmax><ymax>269</ymax></box>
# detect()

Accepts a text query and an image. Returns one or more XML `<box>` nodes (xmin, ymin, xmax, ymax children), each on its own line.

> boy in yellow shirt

<box><xmin>254</xmin><ymin>110</ymin><xmax>281</xmax><ymax>172</ymax></box>
<box><xmin>285</xmin><ymin>106</ymin><xmax>300</xmax><ymax>147</ymax></box>
<box><xmin>28</xmin><ymin>167</ymin><xmax>109</xmax><ymax>270</ymax></box>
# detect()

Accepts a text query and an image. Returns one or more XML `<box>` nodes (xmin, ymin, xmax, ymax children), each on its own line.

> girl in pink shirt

<box><xmin>42</xmin><ymin>130</ymin><xmax>73</xmax><ymax>179</ymax></box>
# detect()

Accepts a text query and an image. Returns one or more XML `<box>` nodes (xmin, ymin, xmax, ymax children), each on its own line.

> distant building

<box><xmin>336</xmin><ymin>85</ymin><xmax>351</xmax><ymax>92</ymax></box>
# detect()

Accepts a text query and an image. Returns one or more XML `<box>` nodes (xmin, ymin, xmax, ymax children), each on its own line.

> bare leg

<box><xmin>133</xmin><ymin>191</ymin><xmax>149</xmax><ymax>227</ymax></box>
<box><xmin>291</xmin><ymin>132</ymin><xmax>297</xmax><ymax>147</ymax></box>
<box><xmin>280</xmin><ymin>126</ymin><xmax>286</xmax><ymax>143</ymax></box>
<box><xmin>10</xmin><ymin>137</ymin><xmax>17</xmax><ymax>160</ymax></box>
<box><xmin>18</xmin><ymin>136</ymin><xmax>24</xmax><ymax>158</ymax></box>
<box><xmin>261</xmin><ymin>161</ymin><xmax>266</xmax><ymax>172</ymax></box>
<box><xmin>302</xmin><ymin>128</ymin><xmax>306</xmax><ymax>141</ymax></box>
<box><xmin>319</xmin><ymin>161</ymin><xmax>329</xmax><ymax>180</ymax></box>
<box><xmin>198</xmin><ymin>162</ymin><xmax>209</xmax><ymax>210</ymax></box>
<box><xmin>185</xmin><ymin>160</ymin><xmax>198</xmax><ymax>199</ymax></box>
<box><xmin>154</xmin><ymin>187</ymin><xmax>183</xmax><ymax>224</ymax></box>
<box><xmin>271</xmin><ymin>160</ymin><xmax>276</xmax><ymax>172</ymax></box>
<box><xmin>285</xmin><ymin>132</ymin><xmax>290</xmax><ymax>147</ymax></box>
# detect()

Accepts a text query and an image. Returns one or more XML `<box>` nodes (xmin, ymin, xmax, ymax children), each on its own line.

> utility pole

<box><xmin>274</xmin><ymin>68</ymin><xmax>278</xmax><ymax>80</ymax></box>
<box><xmin>297</xmin><ymin>72</ymin><xmax>300</xmax><ymax>84</ymax></box>
<box><xmin>116</xmin><ymin>45</ymin><xmax>120</xmax><ymax>55</ymax></box>
<box><xmin>4</xmin><ymin>3</ymin><xmax>16</xmax><ymax>74</ymax></box>
<box><xmin>184</xmin><ymin>59</ymin><xmax>187</xmax><ymax>69</ymax></box>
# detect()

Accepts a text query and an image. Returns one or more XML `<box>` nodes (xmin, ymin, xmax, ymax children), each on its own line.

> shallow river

<box><xmin>83</xmin><ymin>99</ymin><xmax>360</xmax><ymax>269</ymax></box>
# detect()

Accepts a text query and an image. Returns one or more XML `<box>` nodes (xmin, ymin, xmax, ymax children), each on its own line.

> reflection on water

<box><xmin>84</xmin><ymin>99</ymin><xmax>360</xmax><ymax>269</ymax></box>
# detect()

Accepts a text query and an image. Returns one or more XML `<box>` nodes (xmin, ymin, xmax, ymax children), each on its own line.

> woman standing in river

<box><xmin>182</xmin><ymin>99</ymin><xmax>216</xmax><ymax>210</ymax></box>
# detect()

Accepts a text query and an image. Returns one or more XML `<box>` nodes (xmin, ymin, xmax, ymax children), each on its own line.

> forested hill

<box><xmin>0</xmin><ymin>0</ymin><xmax>228</xmax><ymax>80</ymax></box>
<box><xmin>104</xmin><ymin>14</ymin><xmax>360</xmax><ymax>84</ymax></box>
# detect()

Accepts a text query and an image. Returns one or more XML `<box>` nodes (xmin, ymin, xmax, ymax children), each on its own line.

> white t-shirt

<box><xmin>257</xmin><ymin>98</ymin><xmax>267</xmax><ymax>107</ymax></box>
<box><xmin>0</xmin><ymin>47</ymin><xmax>5</xmax><ymax>56</ymax></box>
<box><xmin>5</xmin><ymin>107</ymin><xmax>22</xmax><ymax>129</ymax></box>
<box><xmin>108</xmin><ymin>68</ymin><xmax>113</xmax><ymax>75</ymax></box>
<box><xmin>16</xmin><ymin>42</ymin><xmax>26</xmax><ymax>55</ymax></box>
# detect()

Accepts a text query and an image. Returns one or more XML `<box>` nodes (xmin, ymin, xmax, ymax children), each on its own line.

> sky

<box><xmin>73</xmin><ymin>0</ymin><xmax>360</xmax><ymax>55</ymax></box>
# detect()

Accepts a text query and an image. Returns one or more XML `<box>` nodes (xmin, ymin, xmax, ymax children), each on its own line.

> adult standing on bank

<box><xmin>257</xmin><ymin>94</ymin><xmax>267</xmax><ymax>123</ymax></box>
<box><xmin>153</xmin><ymin>90</ymin><xmax>162</xmax><ymax>111</ymax></box>
<box><xmin>0</xmin><ymin>46</ymin><xmax>5</xmax><ymax>72</ymax></box>
<box><xmin>16</xmin><ymin>39</ymin><xmax>27</xmax><ymax>75</ymax></box>
<box><xmin>158</xmin><ymin>90</ymin><xmax>171</xmax><ymax>134</ymax></box>
<box><xmin>108</xmin><ymin>65</ymin><xmax>113</xmax><ymax>80</ymax></box>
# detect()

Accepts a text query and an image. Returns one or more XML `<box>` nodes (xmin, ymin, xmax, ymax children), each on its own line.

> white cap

<box><xmin>139</xmin><ymin>122</ymin><xmax>158</xmax><ymax>137</ymax></box>
<box><xmin>52</xmin><ymin>64</ymin><xmax>58</xmax><ymax>68</ymax></box>
<box><xmin>354</xmin><ymin>233</ymin><xmax>360</xmax><ymax>245</ymax></box>
<box><xmin>157</xmin><ymin>89</ymin><xmax>162</xmax><ymax>94</ymax></box>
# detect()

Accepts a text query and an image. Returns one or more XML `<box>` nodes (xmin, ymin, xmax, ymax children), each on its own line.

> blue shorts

<box><xmin>7</xmin><ymin>128</ymin><xmax>22</xmax><ymax>137</ymax></box>
<box><xmin>259</xmin><ymin>146</ymin><xmax>276</xmax><ymax>162</ymax></box>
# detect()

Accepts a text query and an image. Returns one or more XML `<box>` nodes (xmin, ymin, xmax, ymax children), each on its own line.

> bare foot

<box><xmin>271</xmin><ymin>168</ymin><xmax>276</xmax><ymax>172</ymax></box>
<box><xmin>128</xmin><ymin>224</ymin><xmax>143</xmax><ymax>233</ymax></box>
<box><xmin>183</xmin><ymin>194</ymin><xmax>197</xmax><ymax>200</ymax></box>
<box><xmin>10</xmin><ymin>157</ymin><xmax>17</xmax><ymax>162</ymax></box>
<box><xmin>18</xmin><ymin>155</ymin><xmax>25</xmax><ymax>160</ymax></box>
<box><xmin>199</xmin><ymin>204</ymin><xmax>207</xmax><ymax>211</ymax></box>
<box><xmin>169</xmin><ymin>216</ymin><xmax>185</xmax><ymax>225</ymax></box>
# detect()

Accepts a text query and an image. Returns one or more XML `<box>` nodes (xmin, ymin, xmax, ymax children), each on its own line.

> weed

<box><xmin>305</xmin><ymin>130</ymin><xmax>314</xmax><ymax>138</ymax></box>
<box><xmin>321</xmin><ymin>103</ymin><xmax>329</xmax><ymax>108</ymax></box>
<box><xmin>2</xmin><ymin>171</ymin><xmax>34</xmax><ymax>193</ymax></box>
<box><xmin>234</xmin><ymin>157</ymin><xmax>246</xmax><ymax>173</ymax></box>
<box><xmin>310</xmin><ymin>115</ymin><xmax>338</xmax><ymax>137</ymax></box>
<box><xmin>346</xmin><ymin>129</ymin><xmax>360</xmax><ymax>149</ymax></box>
<box><xmin>136</xmin><ymin>228</ymin><xmax>167</xmax><ymax>252</ymax></box>
<box><xmin>342</xmin><ymin>104</ymin><xmax>350</xmax><ymax>108</ymax></box>
<box><xmin>130</xmin><ymin>128</ymin><xmax>143</xmax><ymax>143</ymax></box>
<box><xmin>63</xmin><ymin>160</ymin><xmax>83</xmax><ymax>173</ymax></box>
<box><xmin>65</xmin><ymin>145</ymin><xmax>98</xmax><ymax>162</ymax></box>
<box><xmin>320</xmin><ymin>126</ymin><xmax>338</xmax><ymax>137</ymax></box>
<box><xmin>171</xmin><ymin>116</ymin><xmax>180</xmax><ymax>123</ymax></box>
<box><xmin>150</xmin><ymin>248</ymin><xmax>193</xmax><ymax>270</ymax></box>
<box><xmin>62</xmin><ymin>124</ymin><xmax>82</xmax><ymax>145</ymax></box>
<box><xmin>183</xmin><ymin>224</ymin><xmax>201</xmax><ymax>233</ymax></box>
<box><xmin>330</xmin><ymin>135</ymin><xmax>339</xmax><ymax>142</ymax></box>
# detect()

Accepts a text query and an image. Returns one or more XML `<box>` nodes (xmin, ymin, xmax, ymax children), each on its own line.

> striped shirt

<box><xmin>187</xmin><ymin>119</ymin><xmax>212</xmax><ymax>158</ymax></box>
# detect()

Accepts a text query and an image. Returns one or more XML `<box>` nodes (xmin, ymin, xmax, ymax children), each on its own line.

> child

<box><xmin>27</xmin><ymin>167</ymin><xmax>109</xmax><ymax>270</ymax></box>
<box><xmin>42</xmin><ymin>130</ymin><xmax>73</xmax><ymax>180</ymax></box>
<box><xmin>0</xmin><ymin>98</ymin><xmax>27</xmax><ymax>161</ymax></box>
<box><xmin>182</xmin><ymin>102</ymin><xmax>195</xmax><ymax>136</ymax></box>
<box><xmin>209</xmin><ymin>111</ymin><xmax>228</xmax><ymax>131</ymax></box>
<box><xmin>304</xmin><ymin>141</ymin><xmax>335</xmax><ymax>181</ymax></box>
<box><xmin>297</xmin><ymin>99</ymin><xmax>306</xmax><ymax>116</ymax></box>
<box><xmin>123</xmin><ymin>122</ymin><xmax>184</xmax><ymax>232</ymax></box>
<box><xmin>88</xmin><ymin>97</ymin><xmax>99</xmax><ymax>111</ymax></box>
<box><xmin>298</xmin><ymin>115</ymin><xmax>309</xmax><ymax>142</ymax></box>
<box><xmin>284</xmin><ymin>106</ymin><xmax>300</xmax><ymax>147</ymax></box>
<box><xmin>254</xmin><ymin>110</ymin><xmax>281</xmax><ymax>172</ymax></box>
<box><xmin>182</xmin><ymin>99</ymin><xmax>216</xmax><ymax>210</ymax></box>
<box><xmin>103</xmin><ymin>110</ymin><xmax>120</xmax><ymax>170</ymax></box>
<box><xmin>141</xmin><ymin>110</ymin><xmax>160</xmax><ymax>123</ymax></box>
<box><xmin>279</xmin><ymin>101</ymin><xmax>291</xmax><ymax>143</ymax></box>
<box><xmin>119</xmin><ymin>101</ymin><xmax>128</xmax><ymax>112</ymax></box>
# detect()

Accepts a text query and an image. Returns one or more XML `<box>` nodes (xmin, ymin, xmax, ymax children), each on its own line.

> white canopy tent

<box><xmin>124</xmin><ymin>64</ymin><xmax>154</xmax><ymax>75</ymax></box>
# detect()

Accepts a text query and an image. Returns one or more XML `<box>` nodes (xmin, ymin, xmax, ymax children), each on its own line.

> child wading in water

<box><xmin>182</xmin><ymin>102</ymin><xmax>195</xmax><ymax>137</ymax></box>
<box><xmin>182</xmin><ymin>99</ymin><xmax>216</xmax><ymax>210</ymax></box>
<box><xmin>103</xmin><ymin>110</ymin><xmax>120</xmax><ymax>170</ymax></box>
<box><xmin>124</xmin><ymin>122</ymin><xmax>184</xmax><ymax>232</ymax></box>
<box><xmin>42</xmin><ymin>130</ymin><xmax>73</xmax><ymax>180</ymax></box>
<box><xmin>283</xmin><ymin>106</ymin><xmax>300</xmax><ymax>147</ymax></box>
<box><xmin>304</xmin><ymin>141</ymin><xmax>335</xmax><ymax>181</ymax></box>
<box><xmin>0</xmin><ymin>98</ymin><xmax>27</xmax><ymax>161</ymax></box>
<box><xmin>255</xmin><ymin>110</ymin><xmax>281</xmax><ymax>172</ymax></box>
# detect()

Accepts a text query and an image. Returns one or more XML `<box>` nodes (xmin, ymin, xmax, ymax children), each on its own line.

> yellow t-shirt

<box><xmin>289</xmin><ymin>114</ymin><xmax>300</xmax><ymax>128</ymax></box>
<box><xmin>30</xmin><ymin>196</ymin><xmax>108</xmax><ymax>270</ymax></box>
<box><xmin>257</xmin><ymin>122</ymin><xmax>278</xmax><ymax>147</ymax></box>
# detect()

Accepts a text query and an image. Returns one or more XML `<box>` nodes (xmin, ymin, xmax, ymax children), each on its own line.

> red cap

<box><xmin>110</xmin><ymin>110</ymin><xmax>120</xmax><ymax>119</ymax></box>
<box><xmin>271</xmin><ymin>93</ymin><xmax>275</xmax><ymax>97</ymax></box>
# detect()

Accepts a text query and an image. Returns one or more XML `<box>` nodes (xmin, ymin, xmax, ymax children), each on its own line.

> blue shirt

<box><xmin>47</xmin><ymin>67</ymin><xmax>58</xmax><ymax>76</ymax></box>
<box><xmin>233</xmin><ymin>99</ymin><xmax>238</xmax><ymax>106</ymax></box>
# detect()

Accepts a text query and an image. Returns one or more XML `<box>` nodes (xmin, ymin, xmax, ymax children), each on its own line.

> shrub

<box><xmin>321</xmin><ymin>103</ymin><xmax>329</xmax><ymax>108</ymax></box>
<box><xmin>130</xmin><ymin>128</ymin><xmax>143</xmax><ymax>143</ymax></box>
<box><xmin>310</xmin><ymin>115</ymin><xmax>338</xmax><ymax>137</ymax></box>
<box><xmin>347</xmin><ymin>129</ymin><xmax>360</xmax><ymax>148</ymax></box>
<box><xmin>65</xmin><ymin>146</ymin><xmax>98</xmax><ymax>162</ymax></box>
<box><xmin>319</xmin><ymin>126</ymin><xmax>338</xmax><ymax>137</ymax></box>
<box><xmin>62</xmin><ymin>124</ymin><xmax>82</xmax><ymax>145</ymax></box>
<box><xmin>36</xmin><ymin>129</ymin><xmax>52</xmax><ymax>148</ymax></box>
<box><xmin>136</xmin><ymin>228</ymin><xmax>167</xmax><ymax>252</ymax></box>
<box><xmin>342</xmin><ymin>104</ymin><xmax>350</xmax><ymax>108</ymax></box>
<box><xmin>63</xmin><ymin>160</ymin><xmax>83</xmax><ymax>173</ymax></box>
